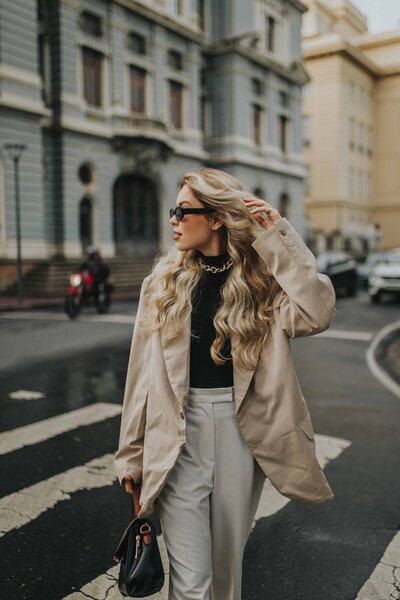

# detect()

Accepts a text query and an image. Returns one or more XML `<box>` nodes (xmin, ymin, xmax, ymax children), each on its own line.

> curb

<box><xmin>366</xmin><ymin>320</ymin><xmax>400</xmax><ymax>399</ymax></box>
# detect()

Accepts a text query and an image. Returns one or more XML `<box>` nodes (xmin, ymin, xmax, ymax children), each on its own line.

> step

<box><xmin>3</xmin><ymin>257</ymin><xmax>156</xmax><ymax>298</ymax></box>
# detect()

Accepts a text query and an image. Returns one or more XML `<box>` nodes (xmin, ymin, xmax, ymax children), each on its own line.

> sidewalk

<box><xmin>0</xmin><ymin>290</ymin><xmax>140</xmax><ymax>312</ymax></box>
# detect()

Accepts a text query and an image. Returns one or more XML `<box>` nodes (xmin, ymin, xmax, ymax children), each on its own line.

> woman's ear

<box><xmin>211</xmin><ymin>216</ymin><xmax>224</xmax><ymax>231</ymax></box>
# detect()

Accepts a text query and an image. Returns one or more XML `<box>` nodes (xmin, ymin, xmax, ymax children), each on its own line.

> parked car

<box><xmin>316</xmin><ymin>251</ymin><xmax>359</xmax><ymax>297</ymax></box>
<box><xmin>356</xmin><ymin>251</ymin><xmax>387</xmax><ymax>289</ymax></box>
<box><xmin>368</xmin><ymin>251</ymin><xmax>400</xmax><ymax>303</ymax></box>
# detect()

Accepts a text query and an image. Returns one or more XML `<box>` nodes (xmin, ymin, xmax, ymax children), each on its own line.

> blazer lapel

<box><xmin>160</xmin><ymin>308</ymin><xmax>259</xmax><ymax>412</ymax></box>
<box><xmin>231</xmin><ymin>331</ymin><xmax>259</xmax><ymax>412</ymax></box>
<box><xmin>160</xmin><ymin>303</ymin><xmax>192</xmax><ymax>408</ymax></box>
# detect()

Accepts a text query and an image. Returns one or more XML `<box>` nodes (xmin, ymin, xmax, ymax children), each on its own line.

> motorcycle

<box><xmin>64</xmin><ymin>269</ymin><xmax>114</xmax><ymax>319</ymax></box>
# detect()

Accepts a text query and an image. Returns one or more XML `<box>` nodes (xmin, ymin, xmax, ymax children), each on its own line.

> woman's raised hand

<box><xmin>243</xmin><ymin>198</ymin><xmax>281</xmax><ymax>230</ymax></box>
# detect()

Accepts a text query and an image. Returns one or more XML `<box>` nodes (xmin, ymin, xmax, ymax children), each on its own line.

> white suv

<box><xmin>368</xmin><ymin>250</ymin><xmax>400</xmax><ymax>303</ymax></box>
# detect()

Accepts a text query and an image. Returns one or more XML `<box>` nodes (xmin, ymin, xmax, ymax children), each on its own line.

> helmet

<box><xmin>86</xmin><ymin>245</ymin><xmax>100</xmax><ymax>258</ymax></box>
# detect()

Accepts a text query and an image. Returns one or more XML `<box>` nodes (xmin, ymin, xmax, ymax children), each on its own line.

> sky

<box><xmin>352</xmin><ymin>0</ymin><xmax>400</xmax><ymax>34</ymax></box>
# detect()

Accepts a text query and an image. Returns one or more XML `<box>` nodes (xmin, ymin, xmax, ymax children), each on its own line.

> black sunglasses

<box><xmin>169</xmin><ymin>207</ymin><xmax>215</xmax><ymax>221</ymax></box>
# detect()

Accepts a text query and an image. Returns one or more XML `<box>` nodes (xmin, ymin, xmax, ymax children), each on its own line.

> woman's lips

<box><xmin>173</xmin><ymin>232</ymin><xmax>182</xmax><ymax>239</ymax></box>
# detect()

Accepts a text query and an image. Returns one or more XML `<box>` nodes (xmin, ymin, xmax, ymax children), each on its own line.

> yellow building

<box><xmin>302</xmin><ymin>0</ymin><xmax>400</xmax><ymax>253</ymax></box>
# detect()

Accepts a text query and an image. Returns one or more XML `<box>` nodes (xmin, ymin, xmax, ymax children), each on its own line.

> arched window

<box><xmin>79</xmin><ymin>196</ymin><xmax>93</xmax><ymax>253</ymax></box>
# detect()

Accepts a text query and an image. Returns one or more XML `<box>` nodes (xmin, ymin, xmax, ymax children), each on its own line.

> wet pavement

<box><xmin>0</xmin><ymin>290</ymin><xmax>400</xmax><ymax>599</ymax></box>
<box><xmin>0</xmin><ymin>299</ymin><xmax>138</xmax><ymax>374</ymax></box>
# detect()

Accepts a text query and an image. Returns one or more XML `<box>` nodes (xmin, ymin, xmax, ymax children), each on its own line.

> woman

<box><xmin>115</xmin><ymin>168</ymin><xmax>336</xmax><ymax>600</ymax></box>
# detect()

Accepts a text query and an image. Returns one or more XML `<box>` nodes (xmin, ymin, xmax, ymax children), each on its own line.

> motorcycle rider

<box><xmin>79</xmin><ymin>246</ymin><xmax>111</xmax><ymax>296</ymax></box>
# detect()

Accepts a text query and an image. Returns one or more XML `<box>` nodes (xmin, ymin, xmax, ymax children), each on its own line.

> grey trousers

<box><xmin>156</xmin><ymin>386</ymin><xmax>266</xmax><ymax>600</ymax></box>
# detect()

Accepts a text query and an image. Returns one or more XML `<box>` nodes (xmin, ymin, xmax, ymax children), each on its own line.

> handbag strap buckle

<box><xmin>140</xmin><ymin>522</ymin><xmax>152</xmax><ymax>545</ymax></box>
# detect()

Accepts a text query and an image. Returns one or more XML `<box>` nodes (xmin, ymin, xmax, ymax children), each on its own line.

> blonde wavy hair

<box><xmin>141</xmin><ymin>168</ymin><xmax>282</xmax><ymax>371</ymax></box>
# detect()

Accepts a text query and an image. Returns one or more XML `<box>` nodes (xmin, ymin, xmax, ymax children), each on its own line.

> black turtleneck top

<box><xmin>190</xmin><ymin>251</ymin><xmax>234</xmax><ymax>388</ymax></box>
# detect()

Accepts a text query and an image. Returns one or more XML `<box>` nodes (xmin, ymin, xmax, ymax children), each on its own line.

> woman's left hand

<box><xmin>244</xmin><ymin>198</ymin><xmax>282</xmax><ymax>230</ymax></box>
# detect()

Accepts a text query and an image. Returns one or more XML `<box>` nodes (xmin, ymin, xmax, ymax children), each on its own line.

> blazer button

<box><xmin>280</xmin><ymin>229</ymin><xmax>287</xmax><ymax>236</ymax></box>
<box><xmin>179</xmin><ymin>411</ymin><xmax>185</xmax><ymax>419</ymax></box>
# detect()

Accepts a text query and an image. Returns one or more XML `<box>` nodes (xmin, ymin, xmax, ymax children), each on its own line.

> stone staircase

<box><xmin>2</xmin><ymin>256</ymin><xmax>156</xmax><ymax>298</ymax></box>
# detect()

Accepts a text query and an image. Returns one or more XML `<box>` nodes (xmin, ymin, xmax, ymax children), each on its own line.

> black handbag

<box><xmin>113</xmin><ymin>497</ymin><xmax>165</xmax><ymax>598</ymax></box>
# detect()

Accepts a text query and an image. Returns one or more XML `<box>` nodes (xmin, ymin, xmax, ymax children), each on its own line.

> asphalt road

<box><xmin>0</xmin><ymin>290</ymin><xmax>399</xmax><ymax>600</ymax></box>
<box><xmin>244</xmin><ymin>315</ymin><xmax>400</xmax><ymax>599</ymax></box>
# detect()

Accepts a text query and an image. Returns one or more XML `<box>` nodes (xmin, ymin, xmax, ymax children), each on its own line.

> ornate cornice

<box><xmin>114</xmin><ymin>0</ymin><xmax>204</xmax><ymax>43</ymax></box>
<box><xmin>303</xmin><ymin>36</ymin><xmax>381</xmax><ymax>77</ymax></box>
<box><xmin>206</xmin><ymin>42</ymin><xmax>310</xmax><ymax>85</ymax></box>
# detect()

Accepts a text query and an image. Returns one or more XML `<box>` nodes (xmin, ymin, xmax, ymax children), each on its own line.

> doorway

<box><xmin>113</xmin><ymin>174</ymin><xmax>159</xmax><ymax>256</ymax></box>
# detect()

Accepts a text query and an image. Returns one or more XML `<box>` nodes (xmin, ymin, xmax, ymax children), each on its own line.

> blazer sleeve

<box><xmin>114</xmin><ymin>275</ymin><xmax>152</xmax><ymax>484</ymax></box>
<box><xmin>251</xmin><ymin>217</ymin><xmax>336</xmax><ymax>338</ymax></box>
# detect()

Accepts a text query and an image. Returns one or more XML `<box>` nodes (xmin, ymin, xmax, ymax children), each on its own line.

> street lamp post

<box><xmin>4</xmin><ymin>144</ymin><xmax>26</xmax><ymax>305</ymax></box>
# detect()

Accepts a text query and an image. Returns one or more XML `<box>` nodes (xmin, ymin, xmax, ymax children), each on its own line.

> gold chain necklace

<box><xmin>198</xmin><ymin>257</ymin><xmax>233</xmax><ymax>274</ymax></box>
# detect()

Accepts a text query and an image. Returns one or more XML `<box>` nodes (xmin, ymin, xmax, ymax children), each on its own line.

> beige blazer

<box><xmin>115</xmin><ymin>217</ymin><xmax>337</xmax><ymax>517</ymax></box>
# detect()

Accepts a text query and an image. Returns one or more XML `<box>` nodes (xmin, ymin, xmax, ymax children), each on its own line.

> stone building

<box><xmin>0</xmin><ymin>0</ymin><xmax>308</xmax><ymax>291</ymax></box>
<box><xmin>302</xmin><ymin>0</ymin><xmax>400</xmax><ymax>253</ymax></box>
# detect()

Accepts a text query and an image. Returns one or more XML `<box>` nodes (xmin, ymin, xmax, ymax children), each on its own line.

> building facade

<box><xmin>0</xmin><ymin>0</ymin><xmax>308</xmax><ymax>269</ymax></box>
<box><xmin>302</xmin><ymin>0</ymin><xmax>400</xmax><ymax>253</ymax></box>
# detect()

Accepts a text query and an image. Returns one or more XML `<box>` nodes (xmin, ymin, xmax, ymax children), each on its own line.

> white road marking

<box><xmin>317</xmin><ymin>329</ymin><xmax>374</xmax><ymax>342</ymax></box>
<box><xmin>62</xmin><ymin>542</ymin><xmax>170</xmax><ymax>600</ymax></box>
<box><xmin>62</xmin><ymin>433</ymin><xmax>351</xmax><ymax>600</ymax></box>
<box><xmin>0</xmin><ymin>454</ymin><xmax>116</xmax><ymax>537</ymax></box>
<box><xmin>254</xmin><ymin>433</ymin><xmax>351</xmax><ymax>521</ymax></box>
<box><xmin>0</xmin><ymin>311</ymin><xmax>136</xmax><ymax>324</ymax></box>
<box><xmin>62</xmin><ymin>566</ymin><xmax>121</xmax><ymax>600</ymax></box>
<box><xmin>355</xmin><ymin>530</ymin><xmax>400</xmax><ymax>600</ymax></box>
<box><xmin>366</xmin><ymin>319</ymin><xmax>400</xmax><ymax>400</ymax></box>
<box><xmin>8</xmin><ymin>389</ymin><xmax>46</xmax><ymax>401</ymax></box>
<box><xmin>0</xmin><ymin>402</ymin><xmax>122</xmax><ymax>456</ymax></box>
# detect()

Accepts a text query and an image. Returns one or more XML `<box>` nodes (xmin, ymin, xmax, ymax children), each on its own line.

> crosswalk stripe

<box><xmin>62</xmin><ymin>566</ymin><xmax>122</xmax><ymax>600</ymax></box>
<box><xmin>0</xmin><ymin>454</ymin><xmax>115</xmax><ymax>537</ymax></box>
<box><xmin>62</xmin><ymin>543</ymin><xmax>170</xmax><ymax>600</ymax></box>
<box><xmin>355</xmin><ymin>531</ymin><xmax>400</xmax><ymax>600</ymax></box>
<box><xmin>254</xmin><ymin>432</ymin><xmax>351</xmax><ymax>521</ymax></box>
<box><xmin>0</xmin><ymin>402</ymin><xmax>122</xmax><ymax>456</ymax></box>
<box><xmin>61</xmin><ymin>433</ymin><xmax>351</xmax><ymax>600</ymax></box>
